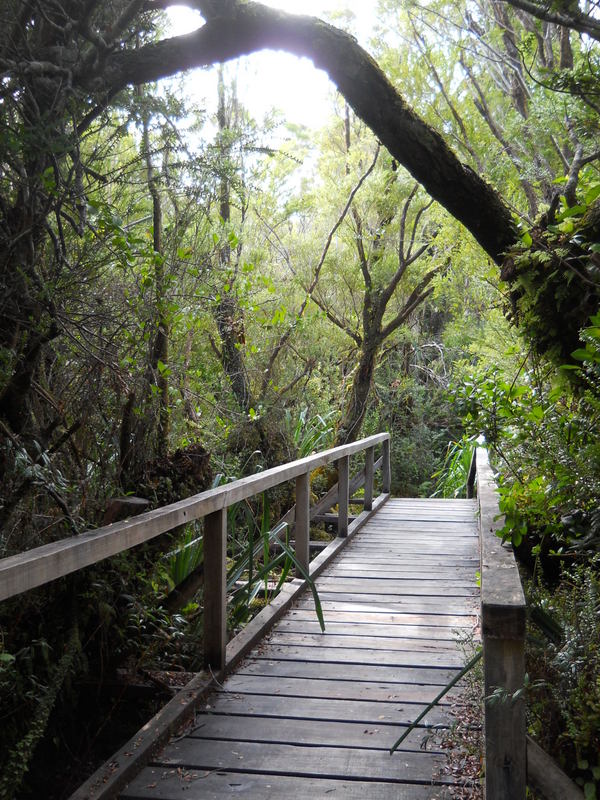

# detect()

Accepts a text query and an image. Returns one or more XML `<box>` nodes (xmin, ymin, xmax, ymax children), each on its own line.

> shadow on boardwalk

<box><xmin>120</xmin><ymin>498</ymin><xmax>481</xmax><ymax>800</ymax></box>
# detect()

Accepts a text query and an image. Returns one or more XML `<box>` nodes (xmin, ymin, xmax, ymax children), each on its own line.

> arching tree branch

<box><xmin>79</xmin><ymin>1</ymin><xmax>518</xmax><ymax>263</ymax></box>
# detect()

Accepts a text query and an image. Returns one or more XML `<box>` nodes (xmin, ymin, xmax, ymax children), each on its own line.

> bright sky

<box><xmin>165</xmin><ymin>2</ymin><xmax>376</xmax><ymax>128</ymax></box>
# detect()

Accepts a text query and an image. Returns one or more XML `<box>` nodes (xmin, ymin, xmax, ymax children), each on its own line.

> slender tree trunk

<box><xmin>119</xmin><ymin>107</ymin><xmax>170</xmax><ymax>486</ymax></box>
<box><xmin>336</xmin><ymin>341</ymin><xmax>380</xmax><ymax>445</ymax></box>
<box><xmin>144</xmin><ymin>120</ymin><xmax>169</xmax><ymax>459</ymax></box>
<box><xmin>214</xmin><ymin>65</ymin><xmax>253</xmax><ymax>416</ymax></box>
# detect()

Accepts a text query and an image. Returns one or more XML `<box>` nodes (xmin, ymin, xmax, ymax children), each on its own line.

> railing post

<box><xmin>483</xmin><ymin>623</ymin><xmax>526</xmax><ymax>799</ymax></box>
<box><xmin>203</xmin><ymin>507</ymin><xmax>227</xmax><ymax>671</ymax></box>
<box><xmin>337</xmin><ymin>455</ymin><xmax>349</xmax><ymax>537</ymax></box>
<box><xmin>478</xmin><ymin>448</ymin><xmax>527</xmax><ymax>800</ymax></box>
<box><xmin>364</xmin><ymin>446</ymin><xmax>374</xmax><ymax>511</ymax></box>
<box><xmin>295</xmin><ymin>471</ymin><xmax>310</xmax><ymax>576</ymax></box>
<box><xmin>382</xmin><ymin>436</ymin><xmax>391</xmax><ymax>494</ymax></box>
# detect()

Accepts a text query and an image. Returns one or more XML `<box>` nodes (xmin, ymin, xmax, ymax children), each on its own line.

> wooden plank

<box><xmin>344</xmin><ymin>542</ymin><xmax>478</xmax><ymax>551</ymax></box>
<box><xmin>323</xmin><ymin>566</ymin><xmax>478</xmax><ymax>579</ymax></box>
<box><xmin>312</xmin><ymin>579</ymin><xmax>479</xmax><ymax>597</ymax></box>
<box><xmin>236</xmin><ymin>657</ymin><xmax>461</xmax><ymax>686</ymax></box>
<box><xmin>121</xmin><ymin>770</ymin><xmax>455</xmax><ymax>800</ymax></box>
<box><xmin>348</xmin><ymin>544</ymin><xmax>477</xmax><ymax>551</ymax></box>
<box><xmin>373</xmin><ymin>511</ymin><xmax>477</xmax><ymax>516</ymax></box>
<box><xmin>374</xmin><ymin>499</ymin><xmax>475</xmax><ymax>508</ymax></box>
<box><xmin>369</xmin><ymin>512</ymin><xmax>476</xmax><ymax>520</ymax></box>
<box><xmin>0</xmin><ymin>432</ymin><xmax>389</xmax><ymax>601</ymax></box>
<box><xmin>298</xmin><ymin>589</ymin><xmax>479</xmax><ymax>604</ymax></box>
<box><xmin>251</xmin><ymin>643</ymin><xmax>467</xmax><ymax>668</ymax></box>
<box><xmin>353</xmin><ymin>529</ymin><xmax>478</xmax><ymax>537</ymax></box>
<box><xmin>329</xmin><ymin>557</ymin><xmax>480</xmax><ymax>568</ymax></box>
<box><xmin>212</xmin><ymin>675</ymin><xmax>461</xmax><ymax>705</ymax></box>
<box><xmin>266</xmin><ymin>631</ymin><xmax>461</xmax><ymax>653</ymax></box>
<box><xmin>149</xmin><ymin>739</ymin><xmax>453</xmax><ymax>784</ymax></box>
<box><xmin>344</xmin><ymin>540</ymin><xmax>478</xmax><ymax>549</ymax></box>
<box><xmin>340</xmin><ymin>547</ymin><xmax>478</xmax><ymax>555</ymax></box>
<box><xmin>202</xmin><ymin>690</ymin><xmax>451</xmax><ymax>725</ymax></box>
<box><xmin>478</xmin><ymin>452</ymin><xmax>526</xmax><ymax>637</ymax></box>
<box><xmin>187</xmin><ymin>713</ymin><xmax>448</xmax><ymax>749</ymax></box>
<box><xmin>379</xmin><ymin>504</ymin><xmax>474</xmax><ymax>509</ymax></box>
<box><xmin>284</xmin><ymin>608</ymin><xmax>478</xmax><ymax>628</ymax></box>
<box><xmin>373</xmin><ymin>516</ymin><xmax>476</xmax><ymax>522</ymax></box>
<box><xmin>316</xmin><ymin>575</ymin><xmax>478</xmax><ymax>588</ymax></box>
<box><xmin>274</xmin><ymin>618</ymin><xmax>470</xmax><ymax>640</ymax></box>
<box><xmin>356</xmin><ymin>535</ymin><xmax>478</xmax><ymax>542</ymax></box>
<box><xmin>294</xmin><ymin>594</ymin><xmax>479</xmax><ymax>613</ymax></box>
<box><xmin>353</xmin><ymin>522</ymin><xmax>476</xmax><ymax>530</ymax></box>
<box><xmin>325</xmin><ymin>557</ymin><xmax>477</xmax><ymax>567</ymax></box>
<box><xmin>375</xmin><ymin>509</ymin><xmax>475</xmax><ymax>516</ymax></box>
<box><xmin>310</xmin><ymin>579</ymin><xmax>478</xmax><ymax>613</ymax></box>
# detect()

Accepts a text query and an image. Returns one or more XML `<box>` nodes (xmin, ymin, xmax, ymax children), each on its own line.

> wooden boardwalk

<box><xmin>120</xmin><ymin>497</ymin><xmax>480</xmax><ymax>800</ymax></box>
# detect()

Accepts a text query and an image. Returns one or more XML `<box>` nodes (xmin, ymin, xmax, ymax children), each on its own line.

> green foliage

<box><xmin>504</xmin><ymin>184</ymin><xmax>600</xmax><ymax>370</ymax></box>
<box><xmin>285</xmin><ymin>407</ymin><xmax>336</xmax><ymax>458</ymax></box>
<box><xmin>371</xmin><ymin>366</ymin><xmax>464</xmax><ymax>498</ymax></box>
<box><xmin>164</xmin><ymin>524</ymin><xmax>204</xmax><ymax>589</ymax></box>
<box><xmin>0</xmin><ymin>624</ymin><xmax>81</xmax><ymax>800</ymax></box>
<box><xmin>432</xmin><ymin>436</ymin><xmax>477</xmax><ymax>499</ymax></box>
<box><xmin>452</xmin><ymin>335</ymin><xmax>600</xmax><ymax>555</ymax></box>
<box><xmin>527</xmin><ymin>565</ymin><xmax>600</xmax><ymax>794</ymax></box>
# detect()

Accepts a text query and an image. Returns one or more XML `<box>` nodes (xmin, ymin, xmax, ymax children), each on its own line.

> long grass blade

<box><xmin>276</xmin><ymin>538</ymin><xmax>326</xmax><ymax>633</ymax></box>
<box><xmin>389</xmin><ymin>648</ymin><xmax>482</xmax><ymax>754</ymax></box>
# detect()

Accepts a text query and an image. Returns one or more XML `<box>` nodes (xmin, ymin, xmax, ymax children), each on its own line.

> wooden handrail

<box><xmin>0</xmin><ymin>432</ymin><xmax>390</xmax><ymax>606</ymax></box>
<box><xmin>475</xmin><ymin>447</ymin><xmax>527</xmax><ymax>800</ymax></box>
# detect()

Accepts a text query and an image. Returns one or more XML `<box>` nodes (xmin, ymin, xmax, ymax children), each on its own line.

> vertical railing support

<box><xmin>483</xmin><ymin>622</ymin><xmax>526</xmax><ymax>799</ymax></box>
<box><xmin>337</xmin><ymin>455</ymin><xmax>349</xmax><ymax>537</ymax></box>
<box><xmin>382</xmin><ymin>436</ymin><xmax>391</xmax><ymax>494</ymax></box>
<box><xmin>203</xmin><ymin>507</ymin><xmax>227</xmax><ymax>671</ymax></box>
<box><xmin>478</xmin><ymin>448</ymin><xmax>527</xmax><ymax>800</ymax></box>
<box><xmin>364</xmin><ymin>446</ymin><xmax>374</xmax><ymax>511</ymax></box>
<box><xmin>295</xmin><ymin>471</ymin><xmax>310</xmax><ymax>576</ymax></box>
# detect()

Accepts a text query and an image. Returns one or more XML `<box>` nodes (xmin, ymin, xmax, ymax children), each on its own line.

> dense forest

<box><xmin>1</xmin><ymin>0</ymin><xmax>600</xmax><ymax>797</ymax></box>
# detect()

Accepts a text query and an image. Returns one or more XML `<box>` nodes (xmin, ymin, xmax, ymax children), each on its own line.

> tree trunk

<box><xmin>214</xmin><ymin>66</ymin><xmax>253</xmax><ymax>416</ymax></box>
<box><xmin>144</xmin><ymin>119</ymin><xmax>170</xmax><ymax>460</ymax></box>
<box><xmin>336</xmin><ymin>343</ymin><xmax>379</xmax><ymax>446</ymax></box>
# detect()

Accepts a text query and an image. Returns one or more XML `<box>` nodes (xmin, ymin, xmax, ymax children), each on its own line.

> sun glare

<box><xmin>164</xmin><ymin>2</ymin><xmax>373</xmax><ymax>130</ymax></box>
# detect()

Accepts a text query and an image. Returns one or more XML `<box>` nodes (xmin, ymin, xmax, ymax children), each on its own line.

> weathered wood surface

<box><xmin>120</xmin><ymin>498</ymin><xmax>480</xmax><ymax>800</ymax></box>
<box><xmin>477</xmin><ymin>448</ymin><xmax>526</xmax><ymax>800</ymax></box>
<box><xmin>526</xmin><ymin>735</ymin><xmax>584</xmax><ymax>800</ymax></box>
<box><xmin>0</xmin><ymin>432</ymin><xmax>388</xmax><ymax>601</ymax></box>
